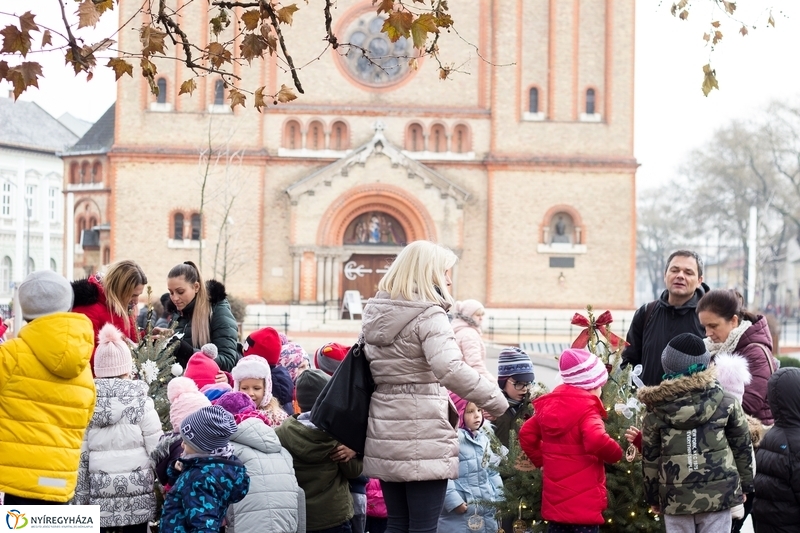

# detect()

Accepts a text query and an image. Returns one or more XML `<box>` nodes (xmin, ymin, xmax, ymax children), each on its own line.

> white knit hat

<box><xmin>231</xmin><ymin>355</ymin><xmax>273</xmax><ymax>407</ymax></box>
<box><xmin>713</xmin><ymin>353</ymin><xmax>751</xmax><ymax>402</ymax></box>
<box><xmin>93</xmin><ymin>323</ymin><xmax>132</xmax><ymax>378</ymax></box>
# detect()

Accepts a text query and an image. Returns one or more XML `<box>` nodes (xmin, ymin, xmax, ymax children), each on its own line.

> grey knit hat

<box><xmin>18</xmin><ymin>270</ymin><xmax>74</xmax><ymax>321</ymax></box>
<box><xmin>661</xmin><ymin>333</ymin><xmax>711</xmax><ymax>375</ymax></box>
<box><xmin>180</xmin><ymin>405</ymin><xmax>237</xmax><ymax>453</ymax></box>
<box><xmin>296</xmin><ymin>369</ymin><xmax>330</xmax><ymax>412</ymax></box>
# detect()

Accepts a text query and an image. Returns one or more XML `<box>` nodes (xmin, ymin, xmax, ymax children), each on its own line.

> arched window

<box><xmin>88</xmin><ymin>216</ymin><xmax>97</xmax><ymax>229</ymax></box>
<box><xmin>76</xmin><ymin>217</ymin><xmax>86</xmax><ymax>244</ymax></box>
<box><xmin>50</xmin><ymin>258</ymin><xmax>57</xmax><ymax>272</ymax></box>
<box><xmin>92</xmin><ymin>161</ymin><xmax>102</xmax><ymax>183</ymax></box>
<box><xmin>529</xmin><ymin>87</ymin><xmax>539</xmax><ymax>113</ymax></box>
<box><xmin>430</xmin><ymin>124</ymin><xmax>447</xmax><ymax>153</ymax></box>
<box><xmin>283</xmin><ymin>120</ymin><xmax>302</xmax><ymax>150</ymax></box>
<box><xmin>586</xmin><ymin>88</ymin><xmax>596</xmax><ymax>115</ymax></box>
<box><xmin>70</xmin><ymin>162</ymin><xmax>79</xmax><ymax>184</ymax></box>
<box><xmin>452</xmin><ymin>124</ymin><xmax>470</xmax><ymax>153</ymax></box>
<box><xmin>26</xmin><ymin>257</ymin><xmax>34</xmax><ymax>276</ymax></box>
<box><xmin>331</xmin><ymin>121</ymin><xmax>349</xmax><ymax>150</ymax></box>
<box><xmin>190</xmin><ymin>213</ymin><xmax>202</xmax><ymax>240</ymax></box>
<box><xmin>308</xmin><ymin>120</ymin><xmax>324</xmax><ymax>150</ymax></box>
<box><xmin>173</xmin><ymin>213</ymin><xmax>184</xmax><ymax>240</ymax></box>
<box><xmin>156</xmin><ymin>78</ymin><xmax>167</xmax><ymax>104</ymax></box>
<box><xmin>102</xmin><ymin>247</ymin><xmax>110</xmax><ymax>265</ymax></box>
<box><xmin>80</xmin><ymin>161</ymin><xmax>90</xmax><ymax>184</ymax></box>
<box><xmin>214</xmin><ymin>80</ymin><xmax>225</xmax><ymax>106</ymax></box>
<box><xmin>405</xmin><ymin>123</ymin><xmax>424</xmax><ymax>152</ymax></box>
<box><xmin>1</xmin><ymin>256</ymin><xmax>11</xmax><ymax>295</ymax></box>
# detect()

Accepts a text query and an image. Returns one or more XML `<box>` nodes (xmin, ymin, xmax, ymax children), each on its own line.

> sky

<box><xmin>3</xmin><ymin>1</ymin><xmax>800</xmax><ymax>193</ymax></box>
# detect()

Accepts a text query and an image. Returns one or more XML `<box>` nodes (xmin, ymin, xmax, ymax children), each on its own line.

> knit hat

<box><xmin>497</xmin><ymin>347</ymin><xmax>535</xmax><ymax>382</ymax></box>
<box><xmin>559</xmin><ymin>348</ymin><xmax>608</xmax><ymax>390</ymax></box>
<box><xmin>180</xmin><ymin>405</ymin><xmax>237</xmax><ymax>454</ymax></box>
<box><xmin>231</xmin><ymin>355</ymin><xmax>273</xmax><ymax>407</ymax></box>
<box><xmin>214</xmin><ymin>391</ymin><xmax>257</xmax><ymax>416</ymax></box>
<box><xmin>315</xmin><ymin>342</ymin><xmax>349</xmax><ymax>375</ymax></box>
<box><xmin>270</xmin><ymin>365</ymin><xmax>294</xmax><ymax>406</ymax></box>
<box><xmin>713</xmin><ymin>353</ymin><xmax>751</xmax><ymax>402</ymax></box>
<box><xmin>280</xmin><ymin>341</ymin><xmax>310</xmax><ymax>382</ymax></box>
<box><xmin>453</xmin><ymin>299</ymin><xmax>484</xmax><ymax>320</ymax></box>
<box><xmin>661</xmin><ymin>333</ymin><xmax>711</xmax><ymax>375</ymax></box>
<box><xmin>18</xmin><ymin>270</ymin><xmax>73</xmax><ymax>321</ymax></box>
<box><xmin>242</xmin><ymin>327</ymin><xmax>282</xmax><ymax>366</ymax></box>
<box><xmin>168</xmin><ymin>376</ymin><xmax>211</xmax><ymax>430</ymax></box>
<box><xmin>448</xmin><ymin>391</ymin><xmax>482</xmax><ymax>431</ymax></box>
<box><xmin>93</xmin><ymin>323</ymin><xmax>132</xmax><ymax>378</ymax></box>
<box><xmin>296</xmin><ymin>369</ymin><xmax>330</xmax><ymax>412</ymax></box>
<box><xmin>184</xmin><ymin>344</ymin><xmax>220</xmax><ymax>390</ymax></box>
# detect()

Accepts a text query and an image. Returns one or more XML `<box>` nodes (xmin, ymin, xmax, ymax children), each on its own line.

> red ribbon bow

<box><xmin>570</xmin><ymin>310</ymin><xmax>628</xmax><ymax>350</ymax></box>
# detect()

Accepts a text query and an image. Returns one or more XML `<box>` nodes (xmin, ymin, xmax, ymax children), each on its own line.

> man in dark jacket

<box><xmin>622</xmin><ymin>250</ymin><xmax>709</xmax><ymax>386</ymax></box>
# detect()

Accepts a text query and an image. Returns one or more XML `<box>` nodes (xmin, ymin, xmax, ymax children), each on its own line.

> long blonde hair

<box><xmin>168</xmin><ymin>261</ymin><xmax>210</xmax><ymax>347</ymax></box>
<box><xmin>378</xmin><ymin>240</ymin><xmax>457</xmax><ymax>306</ymax></box>
<box><xmin>102</xmin><ymin>260</ymin><xmax>147</xmax><ymax>325</ymax></box>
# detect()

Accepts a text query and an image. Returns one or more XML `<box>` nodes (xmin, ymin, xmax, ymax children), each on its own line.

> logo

<box><xmin>5</xmin><ymin>510</ymin><xmax>28</xmax><ymax>530</ymax></box>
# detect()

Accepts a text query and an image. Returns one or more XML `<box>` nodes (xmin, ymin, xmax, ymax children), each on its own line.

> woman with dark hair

<box><xmin>153</xmin><ymin>261</ymin><xmax>239</xmax><ymax>372</ymax></box>
<box><xmin>697</xmin><ymin>289</ymin><xmax>778</xmax><ymax>425</ymax></box>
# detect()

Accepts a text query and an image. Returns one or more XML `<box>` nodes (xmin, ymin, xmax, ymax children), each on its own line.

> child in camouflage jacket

<box><xmin>637</xmin><ymin>334</ymin><xmax>754</xmax><ymax>533</ymax></box>
<box><xmin>160</xmin><ymin>405</ymin><xmax>250</xmax><ymax>533</ymax></box>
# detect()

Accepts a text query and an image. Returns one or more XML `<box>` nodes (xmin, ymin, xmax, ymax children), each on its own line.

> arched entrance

<box><xmin>340</xmin><ymin>211</ymin><xmax>407</xmax><ymax>298</ymax></box>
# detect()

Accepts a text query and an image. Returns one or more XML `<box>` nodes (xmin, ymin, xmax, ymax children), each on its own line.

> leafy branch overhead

<box><xmin>0</xmin><ymin>0</ymin><xmax>453</xmax><ymax>110</ymax></box>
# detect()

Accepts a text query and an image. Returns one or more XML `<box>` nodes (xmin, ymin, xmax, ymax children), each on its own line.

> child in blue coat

<box><xmin>160</xmin><ymin>405</ymin><xmax>250</xmax><ymax>533</ymax></box>
<box><xmin>438</xmin><ymin>392</ymin><xmax>502</xmax><ymax>533</ymax></box>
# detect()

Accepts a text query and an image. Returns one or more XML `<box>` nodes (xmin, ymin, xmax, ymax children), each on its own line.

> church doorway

<box><xmin>341</xmin><ymin>254</ymin><xmax>395</xmax><ymax>300</ymax></box>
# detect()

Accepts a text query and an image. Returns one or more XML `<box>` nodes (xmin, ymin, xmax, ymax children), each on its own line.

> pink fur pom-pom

<box><xmin>167</xmin><ymin>376</ymin><xmax>200</xmax><ymax>402</ymax></box>
<box><xmin>98</xmin><ymin>323</ymin><xmax>124</xmax><ymax>345</ymax></box>
<box><xmin>200</xmin><ymin>343</ymin><xmax>218</xmax><ymax>360</ymax></box>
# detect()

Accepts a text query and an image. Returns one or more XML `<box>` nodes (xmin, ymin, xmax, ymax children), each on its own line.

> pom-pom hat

<box><xmin>315</xmin><ymin>342</ymin><xmax>349</xmax><ymax>376</ymax></box>
<box><xmin>184</xmin><ymin>344</ymin><xmax>220</xmax><ymax>389</ymax></box>
<box><xmin>559</xmin><ymin>348</ymin><xmax>608</xmax><ymax>390</ymax></box>
<box><xmin>167</xmin><ymin>376</ymin><xmax>211</xmax><ymax>430</ymax></box>
<box><xmin>242</xmin><ymin>326</ymin><xmax>282</xmax><ymax>366</ymax></box>
<box><xmin>231</xmin><ymin>355</ymin><xmax>273</xmax><ymax>407</ymax></box>
<box><xmin>93</xmin><ymin>323</ymin><xmax>132</xmax><ymax>378</ymax></box>
<box><xmin>661</xmin><ymin>333</ymin><xmax>711</xmax><ymax>375</ymax></box>
<box><xmin>497</xmin><ymin>347</ymin><xmax>535</xmax><ymax>382</ymax></box>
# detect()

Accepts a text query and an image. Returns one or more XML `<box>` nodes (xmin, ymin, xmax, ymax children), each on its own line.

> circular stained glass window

<box><xmin>339</xmin><ymin>13</ymin><xmax>415</xmax><ymax>88</ymax></box>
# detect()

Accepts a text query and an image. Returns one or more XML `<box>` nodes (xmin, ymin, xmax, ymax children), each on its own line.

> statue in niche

<box><xmin>551</xmin><ymin>215</ymin><xmax>571</xmax><ymax>244</ymax></box>
<box><xmin>343</xmin><ymin>211</ymin><xmax>408</xmax><ymax>246</ymax></box>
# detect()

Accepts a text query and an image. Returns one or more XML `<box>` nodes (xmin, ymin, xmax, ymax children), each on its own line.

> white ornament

<box><xmin>614</xmin><ymin>397</ymin><xmax>641</xmax><ymax>419</ymax></box>
<box><xmin>140</xmin><ymin>359</ymin><xmax>159</xmax><ymax>385</ymax></box>
<box><xmin>171</xmin><ymin>363</ymin><xmax>184</xmax><ymax>377</ymax></box>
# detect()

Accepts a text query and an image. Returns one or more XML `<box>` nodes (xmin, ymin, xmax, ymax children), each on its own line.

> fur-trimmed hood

<box><xmin>746</xmin><ymin>414</ymin><xmax>766</xmax><ymax>448</ymax></box>
<box><xmin>71</xmin><ymin>275</ymin><xmax>104</xmax><ymax>308</ymax></box>
<box><xmin>166</xmin><ymin>279</ymin><xmax>227</xmax><ymax>314</ymax></box>
<box><xmin>637</xmin><ymin>368</ymin><xmax>726</xmax><ymax>428</ymax></box>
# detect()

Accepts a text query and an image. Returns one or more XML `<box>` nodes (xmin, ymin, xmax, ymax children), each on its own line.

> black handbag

<box><xmin>310</xmin><ymin>339</ymin><xmax>374</xmax><ymax>454</ymax></box>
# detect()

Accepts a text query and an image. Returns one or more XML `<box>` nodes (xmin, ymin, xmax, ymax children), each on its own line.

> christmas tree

<box><xmin>130</xmin><ymin>286</ymin><xmax>182</xmax><ymax>431</ymax></box>
<box><xmin>495</xmin><ymin>306</ymin><xmax>664</xmax><ymax>532</ymax></box>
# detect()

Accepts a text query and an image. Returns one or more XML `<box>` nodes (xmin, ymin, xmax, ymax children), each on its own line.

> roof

<box><xmin>62</xmin><ymin>103</ymin><xmax>115</xmax><ymax>156</ymax></box>
<box><xmin>58</xmin><ymin>112</ymin><xmax>93</xmax><ymax>138</ymax></box>
<box><xmin>0</xmin><ymin>97</ymin><xmax>79</xmax><ymax>153</ymax></box>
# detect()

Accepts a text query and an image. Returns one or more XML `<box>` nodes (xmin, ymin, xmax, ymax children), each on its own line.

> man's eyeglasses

<box><xmin>508</xmin><ymin>378</ymin><xmax>532</xmax><ymax>391</ymax></box>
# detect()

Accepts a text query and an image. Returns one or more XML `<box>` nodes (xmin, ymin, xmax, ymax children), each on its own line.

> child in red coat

<box><xmin>519</xmin><ymin>348</ymin><xmax>622</xmax><ymax>533</ymax></box>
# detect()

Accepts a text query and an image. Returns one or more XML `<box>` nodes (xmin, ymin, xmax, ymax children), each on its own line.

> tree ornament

<box><xmin>626</xmin><ymin>443</ymin><xmax>638</xmax><ymax>462</ymax></box>
<box><xmin>468</xmin><ymin>510</ymin><xmax>484</xmax><ymax>531</ymax></box>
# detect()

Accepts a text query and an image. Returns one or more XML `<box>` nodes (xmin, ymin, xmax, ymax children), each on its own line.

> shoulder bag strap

<box><xmin>753</xmin><ymin>343</ymin><xmax>775</xmax><ymax>374</ymax></box>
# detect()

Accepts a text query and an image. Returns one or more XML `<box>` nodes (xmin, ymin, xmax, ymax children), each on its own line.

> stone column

<box><xmin>323</xmin><ymin>255</ymin><xmax>332</xmax><ymax>302</ymax></box>
<box><xmin>291</xmin><ymin>253</ymin><xmax>300</xmax><ymax>303</ymax></box>
<box><xmin>316</xmin><ymin>254</ymin><xmax>325</xmax><ymax>303</ymax></box>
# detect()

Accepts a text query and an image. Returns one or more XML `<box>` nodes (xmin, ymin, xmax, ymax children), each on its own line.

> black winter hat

<box><xmin>661</xmin><ymin>333</ymin><xmax>710</xmax><ymax>375</ymax></box>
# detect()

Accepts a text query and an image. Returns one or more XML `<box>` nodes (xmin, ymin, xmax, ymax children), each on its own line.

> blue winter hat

<box><xmin>180</xmin><ymin>405</ymin><xmax>237</xmax><ymax>453</ymax></box>
<box><xmin>497</xmin><ymin>347</ymin><xmax>535</xmax><ymax>382</ymax></box>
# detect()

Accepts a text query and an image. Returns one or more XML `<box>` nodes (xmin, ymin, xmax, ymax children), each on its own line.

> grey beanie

<box><xmin>18</xmin><ymin>270</ymin><xmax>74</xmax><ymax>321</ymax></box>
<box><xmin>661</xmin><ymin>333</ymin><xmax>711</xmax><ymax>375</ymax></box>
<box><xmin>296</xmin><ymin>369</ymin><xmax>330</xmax><ymax>412</ymax></box>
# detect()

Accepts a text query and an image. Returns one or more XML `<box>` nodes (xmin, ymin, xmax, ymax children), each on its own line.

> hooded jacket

<box><xmin>637</xmin><ymin>368</ymin><xmax>754</xmax><ymax>515</ymax></box>
<box><xmin>0</xmin><ymin>312</ymin><xmax>96</xmax><ymax>502</ymax></box>
<box><xmin>451</xmin><ymin>316</ymin><xmax>493</xmax><ymax>381</ymax></box>
<box><xmin>360</xmin><ymin>292</ymin><xmax>509</xmax><ymax>482</ymax></box>
<box><xmin>622</xmin><ymin>284</ymin><xmax>708</xmax><ymax>386</ymax></box>
<box><xmin>73</xmin><ymin>378</ymin><xmax>163</xmax><ymax>526</ymax></box>
<box><xmin>226</xmin><ymin>418</ymin><xmax>301</xmax><ymax>533</ymax></box>
<box><xmin>169</xmin><ymin>279</ymin><xmax>240</xmax><ymax>372</ymax></box>
<box><xmin>731</xmin><ymin>316</ymin><xmax>777</xmax><ymax>425</ymax></box>
<box><xmin>518</xmin><ymin>384</ymin><xmax>622</xmax><ymax>525</ymax></box>
<box><xmin>275</xmin><ymin>414</ymin><xmax>363</xmax><ymax>531</ymax></box>
<box><xmin>752</xmin><ymin>367</ymin><xmax>800</xmax><ymax>533</ymax></box>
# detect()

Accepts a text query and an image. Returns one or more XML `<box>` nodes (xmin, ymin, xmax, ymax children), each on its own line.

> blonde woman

<box><xmin>451</xmin><ymin>299</ymin><xmax>494</xmax><ymax>381</ymax></box>
<box><xmin>72</xmin><ymin>259</ymin><xmax>147</xmax><ymax>371</ymax></box>
<box><xmin>361</xmin><ymin>240</ymin><xmax>509</xmax><ymax>533</ymax></box>
<box><xmin>155</xmin><ymin>261</ymin><xmax>239</xmax><ymax>372</ymax></box>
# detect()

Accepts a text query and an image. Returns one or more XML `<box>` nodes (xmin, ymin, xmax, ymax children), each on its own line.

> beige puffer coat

<box><xmin>362</xmin><ymin>292</ymin><xmax>509</xmax><ymax>482</ymax></box>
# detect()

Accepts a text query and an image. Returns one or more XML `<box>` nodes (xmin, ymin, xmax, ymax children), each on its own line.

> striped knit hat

<box><xmin>497</xmin><ymin>347</ymin><xmax>535</xmax><ymax>383</ymax></box>
<box><xmin>559</xmin><ymin>348</ymin><xmax>608</xmax><ymax>390</ymax></box>
<box><xmin>180</xmin><ymin>405</ymin><xmax>237</xmax><ymax>454</ymax></box>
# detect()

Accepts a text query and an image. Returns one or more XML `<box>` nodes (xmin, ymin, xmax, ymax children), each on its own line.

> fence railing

<box><xmin>485</xmin><ymin>316</ymin><xmax>632</xmax><ymax>345</ymax></box>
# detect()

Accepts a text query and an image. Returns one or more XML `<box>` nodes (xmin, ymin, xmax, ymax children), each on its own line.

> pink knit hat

<box><xmin>184</xmin><ymin>344</ymin><xmax>220</xmax><ymax>389</ymax></box>
<box><xmin>167</xmin><ymin>376</ymin><xmax>211</xmax><ymax>430</ymax></box>
<box><xmin>94</xmin><ymin>323</ymin><xmax>132</xmax><ymax>378</ymax></box>
<box><xmin>559</xmin><ymin>348</ymin><xmax>608</xmax><ymax>390</ymax></box>
<box><xmin>231</xmin><ymin>355</ymin><xmax>273</xmax><ymax>408</ymax></box>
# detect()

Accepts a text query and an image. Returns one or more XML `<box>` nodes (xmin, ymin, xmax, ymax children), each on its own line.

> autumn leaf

<box><xmin>229</xmin><ymin>87</ymin><xmax>246</xmax><ymax>110</ymax></box>
<box><xmin>382</xmin><ymin>11</ymin><xmax>413</xmax><ymax>42</ymax></box>
<box><xmin>410</xmin><ymin>13</ymin><xmax>438</xmax><ymax>49</ymax></box>
<box><xmin>722</xmin><ymin>1</ymin><xmax>736</xmax><ymax>15</ymax></box>
<box><xmin>439</xmin><ymin>66</ymin><xmax>451</xmax><ymax>80</ymax></box>
<box><xmin>106</xmin><ymin>58</ymin><xmax>133</xmax><ymax>80</ymax></box>
<box><xmin>77</xmin><ymin>0</ymin><xmax>101</xmax><ymax>29</ymax></box>
<box><xmin>0</xmin><ymin>25</ymin><xmax>32</xmax><ymax>57</ymax></box>
<box><xmin>254</xmin><ymin>86</ymin><xmax>267</xmax><ymax>112</ymax></box>
<box><xmin>179</xmin><ymin>78</ymin><xmax>197</xmax><ymax>95</ymax></box>
<box><xmin>91</xmin><ymin>38</ymin><xmax>116</xmax><ymax>53</ymax></box>
<box><xmin>140</xmin><ymin>25</ymin><xmax>167</xmax><ymax>57</ymax></box>
<box><xmin>277</xmin><ymin>4</ymin><xmax>300</xmax><ymax>25</ymax></box>
<box><xmin>703</xmin><ymin>32</ymin><xmax>710</xmax><ymax>42</ymax></box>
<box><xmin>6</xmin><ymin>61</ymin><xmax>43</xmax><ymax>99</ymax></box>
<box><xmin>408</xmin><ymin>57</ymin><xmax>418</xmax><ymax>70</ymax></box>
<box><xmin>679</xmin><ymin>9</ymin><xmax>688</xmax><ymax>20</ymax></box>
<box><xmin>64</xmin><ymin>45</ymin><xmax>97</xmax><ymax>74</ymax></box>
<box><xmin>435</xmin><ymin>13</ymin><xmax>453</xmax><ymax>29</ymax></box>
<box><xmin>18</xmin><ymin>11</ymin><xmax>38</xmax><ymax>34</ymax></box>
<box><xmin>768</xmin><ymin>14</ymin><xmax>775</xmax><ymax>27</ymax></box>
<box><xmin>141</xmin><ymin>57</ymin><xmax>158</xmax><ymax>95</ymax></box>
<box><xmin>241</xmin><ymin>10</ymin><xmax>261</xmax><ymax>31</ymax></box>
<box><xmin>206</xmin><ymin>42</ymin><xmax>232</xmax><ymax>68</ymax></box>
<box><xmin>0</xmin><ymin>60</ymin><xmax>7</xmax><ymax>80</ymax></box>
<box><xmin>95</xmin><ymin>0</ymin><xmax>114</xmax><ymax>15</ymax></box>
<box><xmin>261</xmin><ymin>24</ymin><xmax>278</xmax><ymax>55</ymax></box>
<box><xmin>701</xmin><ymin>63</ymin><xmax>718</xmax><ymax>97</ymax></box>
<box><xmin>711</xmin><ymin>21</ymin><xmax>721</xmax><ymax>28</ymax></box>
<box><xmin>276</xmin><ymin>83</ymin><xmax>297</xmax><ymax>103</ymax></box>
<box><xmin>375</xmin><ymin>0</ymin><xmax>394</xmax><ymax>14</ymax></box>
<box><xmin>739</xmin><ymin>25</ymin><xmax>748</xmax><ymax>36</ymax></box>
<box><xmin>240</xmin><ymin>33</ymin><xmax>267</xmax><ymax>64</ymax></box>
<box><xmin>712</xmin><ymin>30</ymin><xmax>723</xmax><ymax>45</ymax></box>
<box><xmin>41</xmin><ymin>29</ymin><xmax>52</xmax><ymax>47</ymax></box>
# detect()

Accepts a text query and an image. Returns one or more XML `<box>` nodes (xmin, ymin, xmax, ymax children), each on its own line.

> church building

<box><xmin>65</xmin><ymin>0</ymin><xmax>637</xmax><ymax>310</ymax></box>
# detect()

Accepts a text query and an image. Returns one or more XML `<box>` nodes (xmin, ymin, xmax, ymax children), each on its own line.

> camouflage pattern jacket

<box><xmin>637</xmin><ymin>368</ymin><xmax>754</xmax><ymax>515</ymax></box>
